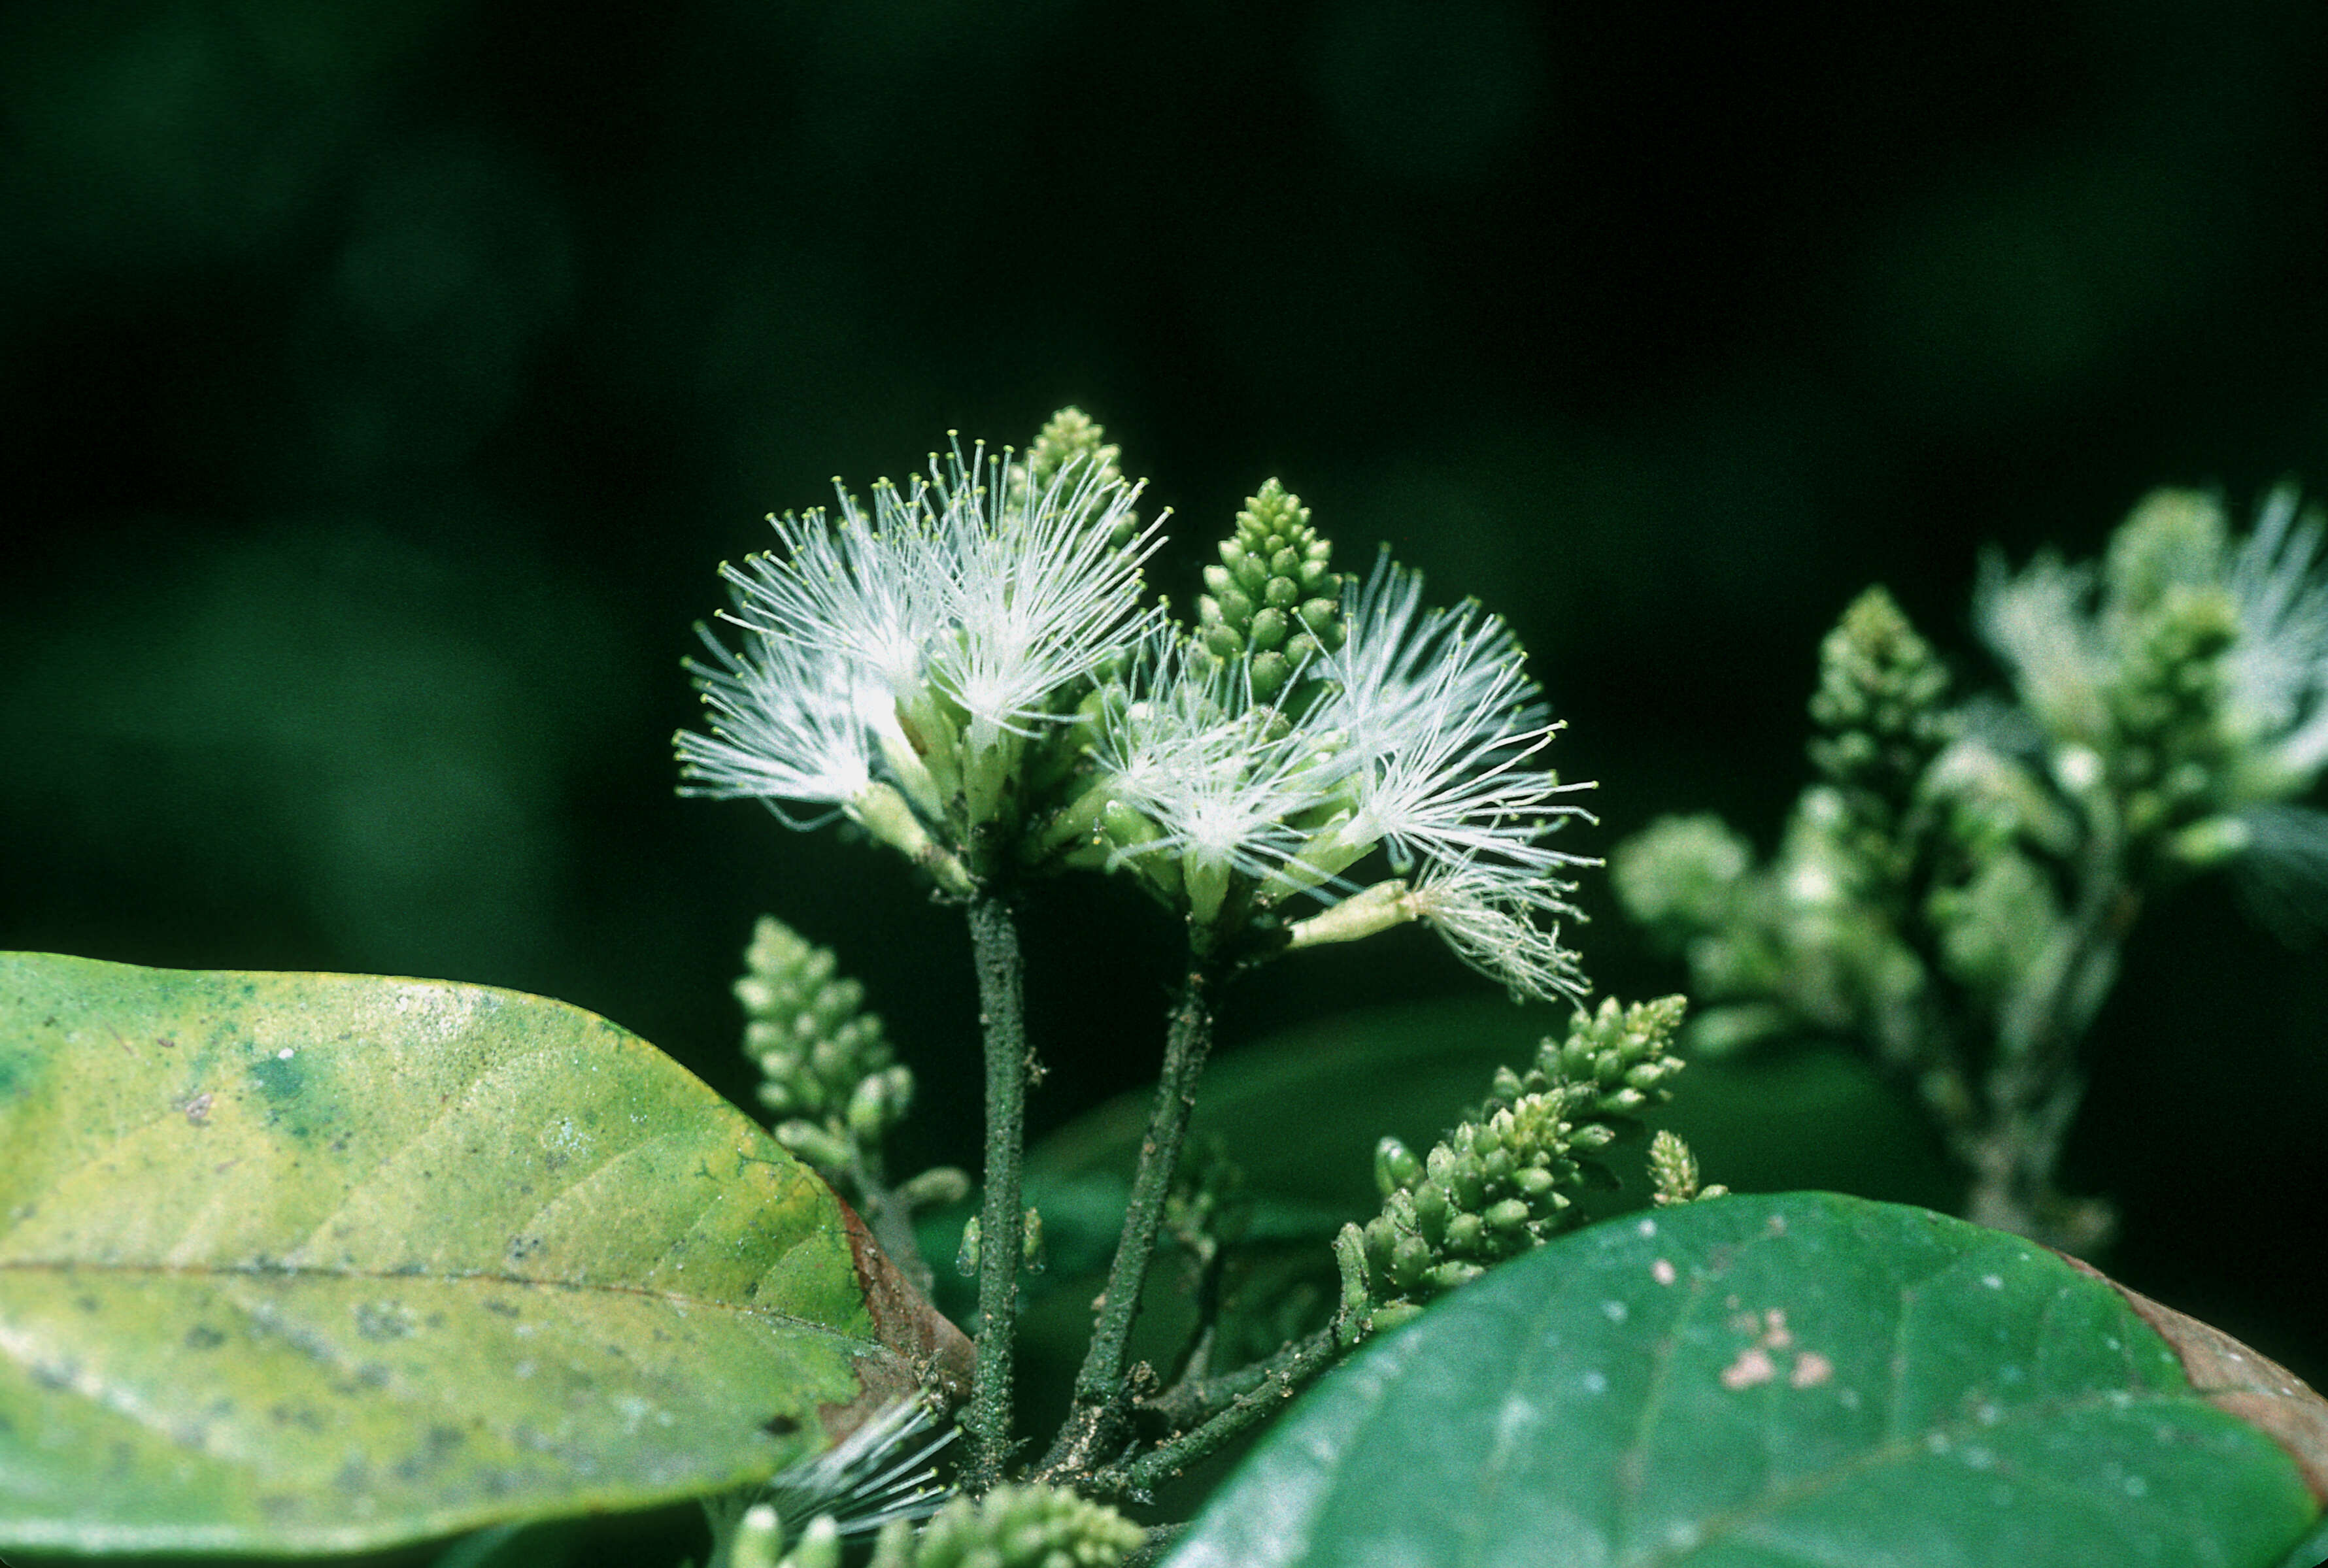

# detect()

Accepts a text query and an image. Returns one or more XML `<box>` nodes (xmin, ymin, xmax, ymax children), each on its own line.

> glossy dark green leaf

<box><xmin>0</xmin><ymin>953</ymin><xmax>962</xmax><ymax>1557</ymax></box>
<box><xmin>1168</xmin><ymin>1192</ymin><xmax>2325</xmax><ymax>1567</ymax></box>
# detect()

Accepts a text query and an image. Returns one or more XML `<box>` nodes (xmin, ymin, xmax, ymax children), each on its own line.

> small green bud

<box><xmin>868</xmin><ymin>1518</ymin><xmax>915</xmax><ymax>1568</ymax></box>
<box><xmin>846</xmin><ymin>1075</ymin><xmax>895</xmax><ymax>1142</ymax></box>
<box><xmin>1372</xmin><ymin>1300</ymin><xmax>1425</xmax><ymax>1333</ymax></box>
<box><xmin>896</xmin><ymin>1165</ymin><xmax>972</xmax><ymax>1210</ymax></box>
<box><xmin>955</xmin><ymin>1216</ymin><xmax>981</xmax><ymax>1277</ymax></box>
<box><xmin>1375</xmin><ymin>1135</ymin><xmax>1422</xmax><ymax>1197</ymax></box>
<box><xmin>1443</xmin><ymin>1212</ymin><xmax>1485</xmax><ymax>1254</ymax></box>
<box><xmin>1411</xmin><ymin>1180</ymin><xmax>1452</xmax><ymax>1236</ymax></box>
<box><xmin>1022</xmin><ymin>1206</ymin><xmax>1046</xmax><ymax>1273</ymax></box>
<box><xmin>774</xmin><ymin>1120</ymin><xmax>854</xmax><ymax>1171</ymax></box>
<box><xmin>2167</xmin><ymin>814</ymin><xmax>2252</xmax><ymax>867</ymax></box>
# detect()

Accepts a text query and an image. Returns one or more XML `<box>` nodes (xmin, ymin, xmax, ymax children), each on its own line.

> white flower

<box><xmin>919</xmin><ymin>441</ymin><xmax>1164</xmax><ymax>748</ymax></box>
<box><xmin>675</xmin><ymin>620</ymin><xmax>880</xmax><ymax>828</ymax></box>
<box><xmin>1403</xmin><ymin>854</ymin><xmax>1587</xmax><ymax>1005</ymax></box>
<box><xmin>1974</xmin><ymin>550</ymin><xmax>2110</xmax><ymax>744</ymax></box>
<box><xmin>2226</xmin><ymin>487</ymin><xmax>2328</xmax><ymax>784</ymax></box>
<box><xmin>707</xmin><ymin>1399</ymin><xmax>955</xmax><ymax>1563</ymax></box>
<box><xmin>1287</xmin><ymin>852</ymin><xmax>1589</xmax><ymax>1005</ymax></box>
<box><xmin>758</xmin><ymin>1398</ymin><xmax>954</xmax><ymax>1537</ymax></box>
<box><xmin>678</xmin><ymin>440</ymin><xmax>1162</xmax><ymax>852</ymax></box>
<box><xmin>726</xmin><ymin>478</ymin><xmax>939</xmax><ymax>720</ymax></box>
<box><xmin>1094</xmin><ymin>634</ymin><xmax>1340</xmax><ymax>921</ymax></box>
<box><xmin>1304</xmin><ymin>558</ymin><xmax>1596</xmax><ymax>885</ymax></box>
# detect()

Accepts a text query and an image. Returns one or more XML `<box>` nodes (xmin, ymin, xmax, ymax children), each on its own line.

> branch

<box><xmin>962</xmin><ymin>894</ymin><xmax>1032</xmax><ymax>1491</ymax></box>
<box><xmin>1035</xmin><ymin>963</ymin><xmax>1217</xmax><ymax>1481</ymax></box>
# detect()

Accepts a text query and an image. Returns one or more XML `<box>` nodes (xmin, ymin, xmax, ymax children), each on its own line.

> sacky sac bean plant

<box><xmin>3</xmin><ymin>409</ymin><xmax>2327</xmax><ymax>1568</ymax></box>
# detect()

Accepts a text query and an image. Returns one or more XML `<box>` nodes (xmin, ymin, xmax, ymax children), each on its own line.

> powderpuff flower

<box><xmin>675</xmin><ymin>622</ymin><xmax>886</xmax><ymax>830</ymax></box>
<box><xmin>1289</xmin><ymin>558</ymin><xmax>1596</xmax><ymax>890</ymax></box>
<box><xmin>1283</xmin><ymin>853</ymin><xmax>1587</xmax><ymax>1005</ymax></box>
<box><xmin>1974</xmin><ymin>551</ymin><xmax>2111</xmax><ymax>747</ymax></box>
<box><xmin>2225</xmin><ymin>486</ymin><xmax>2328</xmax><ymax>786</ymax></box>
<box><xmin>757</xmin><ymin>1398</ymin><xmax>954</xmax><ymax>1537</ymax></box>
<box><xmin>1402</xmin><ymin>854</ymin><xmax>1588</xmax><ymax>1005</ymax></box>
<box><xmin>677</xmin><ymin>440</ymin><xmax>1162</xmax><ymax>871</ymax></box>
<box><xmin>1978</xmin><ymin>488</ymin><xmax>2328</xmax><ymax>799</ymax></box>
<box><xmin>916</xmin><ymin>441</ymin><xmax>1165</xmax><ymax>750</ymax></box>
<box><xmin>1094</xmin><ymin>635</ymin><xmax>1341</xmax><ymax>924</ymax></box>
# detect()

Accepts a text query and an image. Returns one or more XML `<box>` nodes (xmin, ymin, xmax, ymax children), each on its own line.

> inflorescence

<box><xmin>677</xmin><ymin>408</ymin><xmax>1597</xmax><ymax>999</ymax></box>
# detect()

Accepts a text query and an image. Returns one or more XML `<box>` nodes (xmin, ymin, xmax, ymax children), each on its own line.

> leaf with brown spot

<box><xmin>2059</xmin><ymin>1253</ymin><xmax>2328</xmax><ymax>1505</ymax></box>
<box><xmin>0</xmin><ymin>952</ymin><xmax>961</xmax><ymax>1557</ymax></box>
<box><xmin>1169</xmin><ymin>1193</ymin><xmax>2325</xmax><ymax>1568</ymax></box>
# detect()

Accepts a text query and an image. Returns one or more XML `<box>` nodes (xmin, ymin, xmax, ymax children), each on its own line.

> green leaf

<box><xmin>1167</xmin><ymin>1193</ymin><xmax>2325</xmax><ymax>1567</ymax></box>
<box><xmin>0</xmin><ymin>952</ymin><xmax>964</xmax><ymax>1557</ymax></box>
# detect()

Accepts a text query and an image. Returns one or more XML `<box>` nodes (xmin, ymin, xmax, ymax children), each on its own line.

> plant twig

<box><xmin>1966</xmin><ymin>798</ymin><xmax>2138</xmax><ymax>1252</ymax></box>
<box><xmin>963</xmin><ymin>893</ymin><xmax>1032</xmax><ymax>1492</ymax></box>
<box><xmin>1036</xmin><ymin>962</ymin><xmax>1216</xmax><ymax>1481</ymax></box>
<box><xmin>1090</xmin><ymin>1326</ymin><xmax>1338</xmax><ymax>1501</ymax></box>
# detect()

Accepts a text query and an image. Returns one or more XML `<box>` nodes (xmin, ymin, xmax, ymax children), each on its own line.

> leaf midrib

<box><xmin>0</xmin><ymin>1257</ymin><xmax>872</xmax><ymax>1337</ymax></box>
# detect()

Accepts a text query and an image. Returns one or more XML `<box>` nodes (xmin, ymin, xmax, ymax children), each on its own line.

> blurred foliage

<box><xmin>3</xmin><ymin>0</ymin><xmax>2326</xmax><ymax>1390</ymax></box>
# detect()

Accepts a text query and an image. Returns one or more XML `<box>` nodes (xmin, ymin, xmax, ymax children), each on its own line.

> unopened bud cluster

<box><xmin>1808</xmin><ymin>587</ymin><xmax>1958</xmax><ymax>897</ymax></box>
<box><xmin>1338</xmin><ymin>997</ymin><xmax>1691</xmax><ymax>1337</ymax></box>
<box><xmin>1192</xmin><ymin>478</ymin><xmax>1345</xmax><ymax>704</ymax></box>
<box><xmin>1647</xmin><ymin>1128</ymin><xmax>1727</xmax><ymax>1207</ymax></box>
<box><xmin>737</xmin><ymin>916</ymin><xmax>911</xmax><ymax>1181</ymax></box>
<box><xmin>864</xmin><ymin>1482</ymin><xmax>1145</xmax><ymax>1568</ymax></box>
<box><xmin>1012</xmin><ymin>406</ymin><xmax>1141</xmax><ymax>551</ymax></box>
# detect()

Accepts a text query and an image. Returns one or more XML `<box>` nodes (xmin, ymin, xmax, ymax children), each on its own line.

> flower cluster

<box><xmin>678</xmin><ymin>431</ymin><xmax>1160</xmax><ymax>886</ymax></box>
<box><xmin>1976</xmin><ymin>486</ymin><xmax>2328</xmax><ymax>853</ymax></box>
<box><xmin>679</xmin><ymin>410</ymin><xmax>1596</xmax><ymax>999</ymax></box>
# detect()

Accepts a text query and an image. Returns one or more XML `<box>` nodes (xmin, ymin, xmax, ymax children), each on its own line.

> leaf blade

<box><xmin>1166</xmin><ymin>1193</ymin><xmax>2322</xmax><ymax>1568</ymax></box>
<box><xmin>0</xmin><ymin>952</ymin><xmax>949</xmax><ymax>1555</ymax></box>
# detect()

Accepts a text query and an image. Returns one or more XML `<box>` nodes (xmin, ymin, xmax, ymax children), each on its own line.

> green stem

<box><xmin>1095</xmin><ymin>1327</ymin><xmax>1339</xmax><ymax>1501</ymax></box>
<box><xmin>1966</xmin><ymin>795</ymin><xmax>2138</xmax><ymax>1253</ymax></box>
<box><xmin>964</xmin><ymin>894</ymin><xmax>1031</xmax><ymax>1492</ymax></box>
<box><xmin>1036</xmin><ymin>962</ymin><xmax>1216</xmax><ymax>1481</ymax></box>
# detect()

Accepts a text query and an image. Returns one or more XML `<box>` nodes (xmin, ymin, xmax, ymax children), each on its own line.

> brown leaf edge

<box><xmin>835</xmin><ymin>1193</ymin><xmax>975</xmax><ymax>1418</ymax></box>
<box><xmin>2059</xmin><ymin>1254</ymin><xmax>2328</xmax><ymax>1507</ymax></box>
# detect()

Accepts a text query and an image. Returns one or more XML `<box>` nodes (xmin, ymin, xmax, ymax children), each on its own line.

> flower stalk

<box><xmin>963</xmin><ymin>893</ymin><xmax>1032</xmax><ymax>1493</ymax></box>
<box><xmin>1036</xmin><ymin>963</ymin><xmax>1217</xmax><ymax>1482</ymax></box>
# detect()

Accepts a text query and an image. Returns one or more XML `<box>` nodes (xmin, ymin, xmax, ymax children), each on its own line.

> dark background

<box><xmin>4</xmin><ymin>0</ymin><xmax>2325</xmax><ymax>1383</ymax></box>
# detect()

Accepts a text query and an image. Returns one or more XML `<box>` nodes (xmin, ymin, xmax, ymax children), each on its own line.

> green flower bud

<box><xmin>1485</xmin><ymin>1197</ymin><xmax>1532</xmax><ymax>1235</ymax></box>
<box><xmin>775</xmin><ymin>1121</ymin><xmax>854</xmax><ymax>1171</ymax></box>
<box><xmin>1375</xmin><ymin>1135</ymin><xmax>1423</xmax><ymax>1197</ymax></box>
<box><xmin>1390</xmin><ymin>1233</ymin><xmax>1432</xmax><ymax>1291</ymax></box>
<box><xmin>1372</xmin><ymin>1300</ymin><xmax>1425</xmax><ymax>1334</ymax></box>
<box><xmin>1443</xmin><ymin>1212</ymin><xmax>1485</xmax><ymax>1254</ymax></box>
<box><xmin>896</xmin><ymin>1165</ymin><xmax>971</xmax><ymax>1210</ymax></box>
